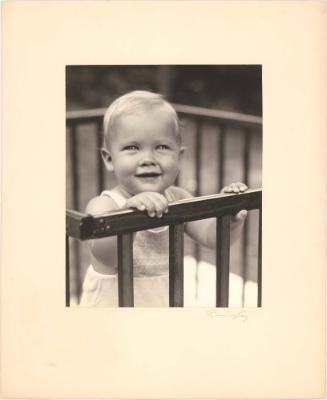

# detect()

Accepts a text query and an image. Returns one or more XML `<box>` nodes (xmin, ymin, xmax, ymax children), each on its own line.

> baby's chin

<box><xmin>132</xmin><ymin>183</ymin><xmax>170</xmax><ymax>195</ymax></box>
<box><xmin>121</xmin><ymin>177</ymin><xmax>176</xmax><ymax>196</ymax></box>
<box><xmin>135</xmin><ymin>187</ymin><xmax>167</xmax><ymax>195</ymax></box>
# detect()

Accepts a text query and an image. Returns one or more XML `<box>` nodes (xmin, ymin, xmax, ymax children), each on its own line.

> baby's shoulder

<box><xmin>85</xmin><ymin>194</ymin><xmax>119</xmax><ymax>215</ymax></box>
<box><xmin>167</xmin><ymin>186</ymin><xmax>193</xmax><ymax>202</ymax></box>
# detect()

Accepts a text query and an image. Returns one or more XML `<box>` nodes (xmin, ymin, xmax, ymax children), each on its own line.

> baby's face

<box><xmin>107</xmin><ymin>107</ymin><xmax>182</xmax><ymax>196</ymax></box>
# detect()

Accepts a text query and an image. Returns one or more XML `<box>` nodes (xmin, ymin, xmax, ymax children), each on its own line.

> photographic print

<box><xmin>66</xmin><ymin>65</ymin><xmax>262</xmax><ymax>308</ymax></box>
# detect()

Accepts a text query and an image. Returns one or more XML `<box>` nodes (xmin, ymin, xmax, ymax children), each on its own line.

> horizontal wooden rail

<box><xmin>66</xmin><ymin>189</ymin><xmax>261</xmax><ymax>240</ymax></box>
<box><xmin>66</xmin><ymin>190</ymin><xmax>262</xmax><ymax>307</ymax></box>
<box><xmin>66</xmin><ymin>104</ymin><xmax>262</xmax><ymax>128</ymax></box>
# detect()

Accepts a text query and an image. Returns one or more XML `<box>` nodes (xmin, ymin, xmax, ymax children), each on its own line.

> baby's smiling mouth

<box><xmin>135</xmin><ymin>172</ymin><xmax>162</xmax><ymax>178</ymax></box>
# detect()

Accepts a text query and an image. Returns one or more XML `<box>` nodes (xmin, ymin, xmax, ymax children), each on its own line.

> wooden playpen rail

<box><xmin>66</xmin><ymin>189</ymin><xmax>262</xmax><ymax>308</ymax></box>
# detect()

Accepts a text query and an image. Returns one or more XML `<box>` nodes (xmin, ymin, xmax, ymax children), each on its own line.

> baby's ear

<box><xmin>101</xmin><ymin>147</ymin><xmax>114</xmax><ymax>172</ymax></box>
<box><xmin>179</xmin><ymin>146</ymin><xmax>185</xmax><ymax>159</ymax></box>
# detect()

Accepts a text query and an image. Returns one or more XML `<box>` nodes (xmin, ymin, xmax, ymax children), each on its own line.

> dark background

<box><xmin>66</xmin><ymin>65</ymin><xmax>262</xmax><ymax>115</ymax></box>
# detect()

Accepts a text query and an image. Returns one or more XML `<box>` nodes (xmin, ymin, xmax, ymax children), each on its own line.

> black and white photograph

<box><xmin>3</xmin><ymin>1</ymin><xmax>325</xmax><ymax>398</ymax></box>
<box><xmin>66</xmin><ymin>65</ymin><xmax>262</xmax><ymax>308</ymax></box>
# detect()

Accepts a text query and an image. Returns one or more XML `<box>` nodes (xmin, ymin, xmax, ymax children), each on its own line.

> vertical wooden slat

<box><xmin>216</xmin><ymin>216</ymin><xmax>231</xmax><ymax>307</ymax></box>
<box><xmin>242</xmin><ymin>129</ymin><xmax>251</xmax><ymax>305</ymax></box>
<box><xmin>257</xmin><ymin>207</ymin><xmax>262</xmax><ymax>307</ymax></box>
<box><xmin>243</xmin><ymin>129</ymin><xmax>250</xmax><ymax>187</ymax></box>
<box><xmin>69</xmin><ymin>124</ymin><xmax>81</xmax><ymax>301</ymax></box>
<box><xmin>194</xmin><ymin>119</ymin><xmax>203</xmax><ymax>297</ymax></box>
<box><xmin>169</xmin><ymin>224</ymin><xmax>184</xmax><ymax>307</ymax></box>
<box><xmin>195</xmin><ymin>118</ymin><xmax>202</xmax><ymax>196</ymax></box>
<box><xmin>96</xmin><ymin>120</ymin><xmax>104</xmax><ymax>194</ymax></box>
<box><xmin>70</xmin><ymin>124</ymin><xmax>79</xmax><ymax>211</ymax></box>
<box><xmin>218</xmin><ymin>123</ymin><xmax>226</xmax><ymax>190</ymax></box>
<box><xmin>74</xmin><ymin>241</ymin><xmax>82</xmax><ymax>302</ymax></box>
<box><xmin>117</xmin><ymin>233</ymin><xmax>134</xmax><ymax>307</ymax></box>
<box><xmin>65</xmin><ymin>234</ymin><xmax>70</xmax><ymax>307</ymax></box>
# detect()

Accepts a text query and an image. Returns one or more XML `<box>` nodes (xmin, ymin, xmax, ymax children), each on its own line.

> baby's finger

<box><xmin>128</xmin><ymin>198</ymin><xmax>148</xmax><ymax>213</ymax></box>
<box><xmin>145</xmin><ymin>193</ymin><xmax>168</xmax><ymax>217</ymax></box>
<box><xmin>221</xmin><ymin>186</ymin><xmax>233</xmax><ymax>193</ymax></box>
<box><xmin>237</xmin><ymin>183</ymin><xmax>248</xmax><ymax>192</ymax></box>
<box><xmin>233</xmin><ymin>209</ymin><xmax>248</xmax><ymax>221</ymax></box>
<box><xmin>126</xmin><ymin>198</ymin><xmax>144</xmax><ymax>211</ymax></box>
<box><xmin>233</xmin><ymin>182</ymin><xmax>248</xmax><ymax>192</ymax></box>
<box><xmin>135</xmin><ymin>203</ymin><xmax>146</xmax><ymax>212</ymax></box>
<box><xmin>229</xmin><ymin>182</ymin><xmax>246</xmax><ymax>193</ymax></box>
<box><xmin>153</xmin><ymin>193</ymin><xmax>169</xmax><ymax>215</ymax></box>
<box><xmin>230</xmin><ymin>184</ymin><xmax>240</xmax><ymax>193</ymax></box>
<box><xmin>140</xmin><ymin>196</ymin><xmax>158</xmax><ymax>217</ymax></box>
<box><xmin>128</xmin><ymin>196</ymin><xmax>156</xmax><ymax>217</ymax></box>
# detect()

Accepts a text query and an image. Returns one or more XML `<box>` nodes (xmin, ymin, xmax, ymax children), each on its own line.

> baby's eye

<box><xmin>156</xmin><ymin>144</ymin><xmax>170</xmax><ymax>150</ymax></box>
<box><xmin>123</xmin><ymin>145</ymin><xmax>138</xmax><ymax>151</ymax></box>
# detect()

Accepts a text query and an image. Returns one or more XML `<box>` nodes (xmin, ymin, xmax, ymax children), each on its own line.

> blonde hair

<box><xmin>103</xmin><ymin>90</ymin><xmax>181</xmax><ymax>148</ymax></box>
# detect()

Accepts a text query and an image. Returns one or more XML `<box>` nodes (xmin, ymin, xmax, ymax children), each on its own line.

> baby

<box><xmin>80</xmin><ymin>90</ymin><xmax>248</xmax><ymax>307</ymax></box>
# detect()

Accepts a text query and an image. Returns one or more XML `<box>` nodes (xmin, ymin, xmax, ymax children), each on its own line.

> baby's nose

<box><xmin>140</xmin><ymin>152</ymin><xmax>157</xmax><ymax>166</ymax></box>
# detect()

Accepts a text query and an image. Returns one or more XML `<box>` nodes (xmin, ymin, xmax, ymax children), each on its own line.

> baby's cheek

<box><xmin>166</xmin><ymin>160</ymin><xmax>178</xmax><ymax>172</ymax></box>
<box><xmin>160</xmin><ymin>155</ymin><xmax>180</xmax><ymax>174</ymax></box>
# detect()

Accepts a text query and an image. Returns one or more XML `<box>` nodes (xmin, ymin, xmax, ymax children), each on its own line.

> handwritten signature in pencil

<box><xmin>206</xmin><ymin>309</ymin><xmax>248</xmax><ymax>322</ymax></box>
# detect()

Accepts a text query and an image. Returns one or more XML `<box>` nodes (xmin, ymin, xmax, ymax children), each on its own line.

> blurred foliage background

<box><xmin>66</xmin><ymin>65</ymin><xmax>262</xmax><ymax>115</ymax></box>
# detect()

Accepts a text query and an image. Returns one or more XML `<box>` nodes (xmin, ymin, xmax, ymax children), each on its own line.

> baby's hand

<box><xmin>125</xmin><ymin>192</ymin><xmax>169</xmax><ymax>218</ymax></box>
<box><xmin>221</xmin><ymin>182</ymin><xmax>248</xmax><ymax>222</ymax></box>
<box><xmin>220</xmin><ymin>182</ymin><xmax>248</xmax><ymax>194</ymax></box>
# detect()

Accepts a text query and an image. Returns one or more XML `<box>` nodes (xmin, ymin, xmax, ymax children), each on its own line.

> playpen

<box><xmin>66</xmin><ymin>103</ymin><xmax>262</xmax><ymax>307</ymax></box>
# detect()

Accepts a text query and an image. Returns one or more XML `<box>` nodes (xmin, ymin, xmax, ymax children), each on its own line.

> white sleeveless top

<box><xmin>79</xmin><ymin>188</ymin><xmax>179</xmax><ymax>307</ymax></box>
<box><xmin>100</xmin><ymin>189</ymin><xmax>170</xmax><ymax>277</ymax></box>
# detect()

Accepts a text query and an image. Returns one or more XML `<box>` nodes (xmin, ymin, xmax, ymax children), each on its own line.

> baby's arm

<box><xmin>85</xmin><ymin>196</ymin><xmax>120</xmax><ymax>274</ymax></box>
<box><xmin>172</xmin><ymin>184</ymin><xmax>248</xmax><ymax>249</ymax></box>
<box><xmin>86</xmin><ymin>192</ymin><xmax>169</xmax><ymax>273</ymax></box>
